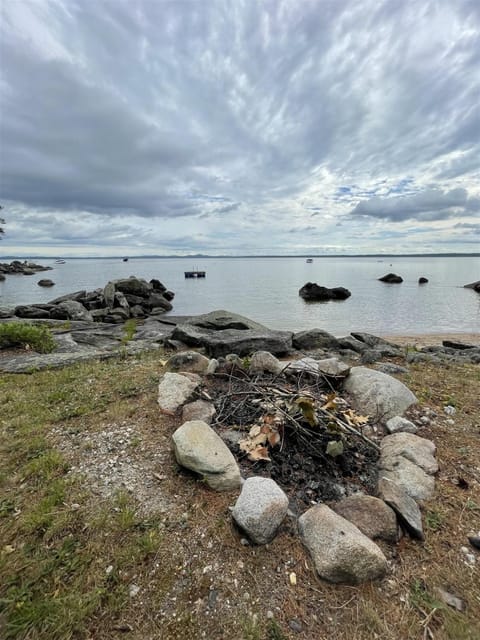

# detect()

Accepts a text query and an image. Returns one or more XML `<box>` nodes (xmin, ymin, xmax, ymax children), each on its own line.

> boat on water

<box><xmin>306</xmin><ymin>258</ymin><xmax>313</xmax><ymax>263</ymax></box>
<box><xmin>185</xmin><ymin>270</ymin><xmax>206</xmax><ymax>278</ymax></box>
<box><xmin>54</xmin><ymin>259</ymin><xmax>66</xmax><ymax>264</ymax></box>
<box><xmin>123</xmin><ymin>257</ymin><xmax>129</xmax><ymax>262</ymax></box>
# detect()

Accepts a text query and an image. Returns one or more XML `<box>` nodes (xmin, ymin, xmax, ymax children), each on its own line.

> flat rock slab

<box><xmin>381</xmin><ymin>433</ymin><xmax>438</xmax><ymax>475</ymax></box>
<box><xmin>232</xmin><ymin>477</ymin><xmax>289</xmax><ymax>544</ymax></box>
<box><xmin>333</xmin><ymin>495</ymin><xmax>398</xmax><ymax>543</ymax></box>
<box><xmin>343</xmin><ymin>366</ymin><xmax>417</xmax><ymax>423</ymax></box>
<box><xmin>181</xmin><ymin>399</ymin><xmax>216</xmax><ymax>424</ymax></box>
<box><xmin>166</xmin><ymin>351</ymin><xmax>211</xmax><ymax>374</ymax></box>
<box><xmin>385</xmin><ymin>416</ymin><xmax>418</xmax><ymax>434</ymax></box>
<box><xmin>378</xmin><ymin>478</ymin><xmax>424</xmax><ymax>539</ymax></box>
<box><xmin>298</xmin><ymin>504</ymin><xmax>387</xmax><ymax>584</ymax></box>
<box><xmin>157</xmin><ymin>372</ymin><xmax>201</xmax><ymax>415</ymax></box>
<box><xmin>172</xmin><ymin>420</ymin><xmax>241</xmax><ymax>491</ymax></box>
<box><xmin>378</xmin><ymin>455</ymin><xmax>435</xmax><ymax>502</ymax></box>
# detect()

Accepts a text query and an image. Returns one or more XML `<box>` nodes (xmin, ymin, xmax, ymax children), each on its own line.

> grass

<box><xmin>0</xmin><ymin>350</ymin><xmax>479</xmax><ymax>639</ymax></box>
<box><xmin>0</xmin><ymin>322</ymin><xmax>56</xmax><ymax>353</ymax></box>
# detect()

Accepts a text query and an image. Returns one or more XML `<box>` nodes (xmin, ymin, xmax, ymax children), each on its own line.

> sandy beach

<box><xmin>380</xmin><ymin>332</ymin><xmax>480</xmax><ymax>347</ymax></box>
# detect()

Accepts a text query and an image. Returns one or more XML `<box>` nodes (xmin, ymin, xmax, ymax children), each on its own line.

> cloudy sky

<box><xmin>0</xmin><ymin>0</ymin><xmax>479</xmax><ymax>257</ymax></box>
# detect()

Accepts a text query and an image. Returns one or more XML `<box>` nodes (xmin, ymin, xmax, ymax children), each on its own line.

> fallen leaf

<box><xmin>321</xmin><ymin>392</ymin><xmax>338</xmax><ymax>411</ymax></box>
<box><xmin>267</xmin><ymin>431</ymin><xmax>281</xmax><ymax>447</ymax></box>
<box><xmin>296</xmin><ymin>397</ymin><xmax>318</xmax><ymax>426</ymax></box>
<box><xmin>248</xmin><ymin>447</ymin><xmax>271</xmax><ymax>462</ymax></box>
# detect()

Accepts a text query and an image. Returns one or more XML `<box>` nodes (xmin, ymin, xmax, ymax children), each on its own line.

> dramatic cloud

<box><xmin>0</xmin><ymin>0</ymin><xmax>479</xmax><ymax>255</ymax></box>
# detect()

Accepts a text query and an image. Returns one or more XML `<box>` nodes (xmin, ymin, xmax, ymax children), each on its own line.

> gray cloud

<box><xmin>349</xmin><ymin>188</ymin><xmax>480</xmax><ymax>222</ymax></box>
<box><xmin>0</xmin><ymin>0</ymin><xmax>479</xmax><ymax>255</ymax></box>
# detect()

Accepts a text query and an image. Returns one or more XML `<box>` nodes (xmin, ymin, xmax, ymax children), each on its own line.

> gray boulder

<box><xmin>172</xmin><ymin>420</ymin><xmax>241</xmax><ymax>491</ymax></box>
<box><xmin>248</xmin><ymin>351</ymin><xmax>285</xmax><ymax>376</ymax></box>
<box><xmin>299</xmin><ymin>283</ymin><xmax>351</xmax><ymax>301</ymax></box>
<box><xmin>0</xmin><ymin>307</ymin><xmax>14</xmax><ymax>318</ymax></box>
<box><xmin>379</xmin><ymin>273</ymin><xmax>403</xmax><ymax>283</ymax></box>
<box><xmin>38</xmin><ymin>279</ymin><xmax>55</xmax><ymax>287</ymax></box>
<box><xmin>298</xmin><ymin>505</ymin><xmax>387</xmax><ymax>584</ymax></box>
<box><xmin>343</xmin><ymin>366</ymin><xmax>417</xmax><ymax>423</ymax></box>
<box><xmin>166</xmin><ymin>351</ymin><xmax>211</xmax><ymax>374</ymax></box>
<box><xmin>232</xmin><ymin>477</ymin><xmax>289</xmax><ymax>544</ymax></box>
<box><xmin>14</xmin><ymin>305</ymin><xmax>51</xmax><ymax>319</ymax></box>
<box><xmin>381</xmin><ymin>433</ymin><xmax>438</xmax><ymax>475</ymax></box>
<box><xmin>48</xmin><ymin>290</ymin><xmax>87</xmax><ymax>304</ymax></box>
<box><xmin>385</xmin><ymin>416</ymin><xmax>418</xmax><ymax>434</ymax></box>
<box><xmin>182</xmin><ymin>399</ymin><xmax>216</xmax><ymax>424</ymax></box>
<box><xmin>114</xmin><ymin>277</ymin><xmax>151</xmax><ymax>297</ymax></box>
<box><xmin>378</xmin><ymin>456</ymin><xmax>435</xmax><ymax>502</ymax></box>
<box><xmin>333</xmin><ymin>495</ymin><xmax>398</xmax><ymax>543</ymax></box>
<box><xmin>103</xmin><ymin>282</ymin><xmax>116</xmax><ymax>307</ymax></box>
<box><xmin>172</xmin><ymin>310</ymin><xmax>293</xmax><ymax>358</ymax></box>
<box><xmin>378</xmin><ymin>477</ymin><xmax>424</xmax><ymax>539</ymax></box>
<box><xmin>158</xmin><ymin>372</ymin><xmax>200</xmax><ymax>415</ymax></box>
<box><xmin>292</xmin><ymin>329</ymin><xmax>340</xmax><ymax>350</ymax></box>
<box><xmin>55</xmin><ymin>301</ymin><xmax>93</xmax><ymax>322</ymax></box>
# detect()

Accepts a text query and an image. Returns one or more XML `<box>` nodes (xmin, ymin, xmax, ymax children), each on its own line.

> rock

<box><xmin>336</xmin><ymin>335</ymin><xmax>369</xmax><ymax>353</ymax></box>
<box><xmin>378</xmin><ymin>273</ymin><xmax>403</xmax><ymax>283</ymax></box>
<box><xmin>385</xmin><ymin>416</ymin><xmax>418</xmax><ymax>434</ymax></box>
<box><xmin>103</xmin><ymin>282</ymin><xmax>116</xmax><ymax>307</ymax></box>
<box><xmin>149</xmin><ymin>278</ymin><xmax>167</xmax><ymax>292</ymax></box>
<box><xmin>350</xmin><ymin>333</ymin><xmax>401</xmax><ymax>357</ymax></box>
<box><xmin>380</xmin><ymin>433</ymin><xmax>438</xmax><ymax>474</ymax></box>
<box><xmin>22</xmin><ymin>268</ymin><xmax>35</xmax><ymax>275</ymax></box>
<box><xmin>248</xmin><ymin>351</ymin><xmax>284</xmax><ymax>376</ymax></box>
<box><xmin>378</xmin><ymin>477</ymin><xmax>424</xmax><ymax>539</ymax></box>
<box><xmin>418</xmin><ymin>277</ymin><xmax>429</xmax><ymax>284</ymax></box>
<box><xmin>182</xmin><ymin>399</ymin><xmax>216</xmax><ymax>424</ymax></box>
<box><xmin>333</xmin><ymin>495</ymin><xmax>398</xmax><ymax>543</ymax></box>
<box><xmin>376</xmin><ymin>363</ymin><xmax>409</xmax><ymax>375</ymax></box>
<box><xmin>464</xmin><ymin>280</ymin><xmax>480</xmax><ymax>291</ymax></box>
<box><xmin>299</xmin><ymin>282</ymin><xmax>351</xmax><ymax>301</ymax></box>
<box><xmin>157</xmin><ymin>372</ymin><xmax>200</xmax><ymax>415</ymax></box>
<box><xmin>166</xmin><ymin>351</ymin><xmax>211</xmax><ymax>374</ymax></box>
<box><xmin>292</xmin><ymin>329</ymin><xmax>341</xmax><ymax>350</ymax></box>
<box><xmin>442</xmin><ymin>340</ymin><xmax>477</xmax><ymax>350</ymax></box>
<box><xmin>48</xmin><ymin>290</ymin><xmax>87</xmax><ymax>304</ymax></box>
<box><xmin>146</xmin><ymin>293</ymin><xmax>173</xmax><ymax>311</ymax></box>
<box><xmin>285</xmin><ymin>356</ymin><xmax>322</xmax><ymax>376</ymax></box>
<box><xmin>316</xmin><ymin>357</ymin><xmax>351</xmax><ymax>377</ymax></box>
<box><xmin>434</xmin><ymin>587</ymin><xmax>466</xmax><ymax>612</ymax></box>
<box><xmin>14</xmin><ymin>305</ymin><xmax>51</xmax><ymax>319</ymax></box>
<box><xmin>55</xmin><ymin>300</ymin><xmax>93</xmax><ymax>322</ymax></box>
<box><xmin>114</xmin><ymin>291</ymin><xmax>130</xmax><ymax>310</ymax></box>
<box><xmin>0</xmin><ymin>307</ymin><xmax>14</xmax><ymax>318</ymax></box>
<box><xmin>37</xmin><ymin>279</ymin><xmax>55</xmax><ymax>287</ymax></box>
<box><xmin>172</xmin><ymin>310</ymin><xmax>293</xmax><ymax>357</ymax></box>
<box><xmin>232</xmin><ymin>477</ymin><xmax>289</xmax><ymax>544</ymax></box>
<box><xmin>298</xmin><ymin>505</ymin><xmax>387</xmax><ymax>584</ymax></box>
<box><xmin>378</xmin><ymin>455</ymin><xmax>435</xmax><ymax>501</ymax></box>
<box><xmin>114</xmin><ymin>277</ymin><xmax>151</xmax><ymax>297</ymax></box>
<box><xmin>468</xmin><ymin>535</ymin><xmax>480</xmax><ymax>550</ymax></box>
<box><xmin>172</xmin><ymin>420</ymin><xmax>241</xmax><ymax>491</ymax></box>
<box><xmin>0</xmin><ymin>273</ymin><xmax>5</xmax><ymax>281</ymax></box>
<box><xmin>343</xmin><ymin>366</ymin><xmax>417</xmax><ymax>423</ymax></box>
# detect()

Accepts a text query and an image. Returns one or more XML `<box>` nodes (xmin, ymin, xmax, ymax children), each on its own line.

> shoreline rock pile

<box><xmin>9</xmin><ymin>276</ymin><xmax>175</xmax><ymax>324</ymax></box>
<box><xmin>0</xmin><ymin>260</ymin><xmax>52</xmax><ymax>280</ymax></box>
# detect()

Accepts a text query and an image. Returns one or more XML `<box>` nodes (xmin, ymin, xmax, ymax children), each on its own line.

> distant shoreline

<box><xmin>379</xmin><ymin>332</ymin><xmax>480</xmax><ymax>346</ymax></box>
<box><xmin>1</xmin><ymin>253</ymin><xmax>479</xmax><ymax>260</ymax></box>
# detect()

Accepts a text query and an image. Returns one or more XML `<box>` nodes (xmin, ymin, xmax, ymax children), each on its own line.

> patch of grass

<box><xmin>0</xmin><ymin>322</ymin><xmax>56</xmax><ymax>353</ymax></box>
<box><xmin>425</xmin><ymin>509</ymin><xmax>445</xmax><ymax>532</ymax></box>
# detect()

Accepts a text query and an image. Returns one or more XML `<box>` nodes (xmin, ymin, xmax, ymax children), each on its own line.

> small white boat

<box><xmin>54</xmin><ymin>259</ymin><xmax>66</xmax><ymax>264</ymax></box>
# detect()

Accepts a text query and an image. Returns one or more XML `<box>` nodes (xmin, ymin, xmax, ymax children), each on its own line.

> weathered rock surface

<box><xmin>157</xmin><ymin>372</ymin><xmax>200</xmax><ymax>415</ymax></box>
<box><xmin>0</xmin><ymin>260</ymin><xmax>52</xmax><ymax>275</ymax></box>
<box><xmin>418</xmin><ymin>277</ymin><xmax>429</xmax><ymax>284</ymax></box>
<box><xmin>232</xmin><ymin>477</ymin><xmax>289</xmax><ymax>544</ymax></box>
<box><xmin>172</xmin><ymin>420</ymin><xmax>241</xmax><ymax>491</ymax></box>
<box><xmin>378</xmin><ymin>273</ymin><xmax>403</xmax><ymax>283</ymax></box>
<box><xmin>172</xmin><ymin>310</ymin><xmax>293</xmax><ymax>357</ymax></box>
<box><xmin>378</xmin><ymin>455</ymin><xmax>435</xmax><ymax>501</ymax></box>
<box><xmin>248</xmin><ymin>351</ymin><xmax>285</xmax><ymax>376</ymax></box>
<box><xmin>299</xmin><ymin>282</ymin><xmax>351</xmax><ymax>301</ymax></box>
<box><xmin>181</xmin><ymin>399</ymin><xmax>216</xmax><ymax>424</ymax></box>
<box><xmin>298</xmin><ymin>505</ymin><xmax>388</xmax><ymax>584</ymax></box>
<box><xmin>385</xmin><ymin>416</ymin><xmax>418</xmax><ymax>434</ymax></box>
<box><xmin>166</xmin><ymin>351</ymin><xmax>211</xmax><ymax>374</ymax></box>
<box><xmin>292</xmin><ymin>329</ymin><xmax>340</xmax><ymax>351</ymax></box>
<box><xmin>381</xmin><ymin>433</ymin><xmax>438</xmax><ymax>475</ymax></box>
<box><xmin>333</xmin><ymin>495</ymin><xmax>398</xmax><ymax>543</ymax></box>
<box><xmin>343</xmin><ymin>367</ymin><xmax>417</xmax><ymax>422</ymax></box>
<box><xmin>378</xmin><ymin>477</ymin><xmax>424</xmax><ymax>539</ymax></box>
<box><xmin>38</xmin><ymin>279</ymin><xmax>55</xmax><ymax>287</ymax></box>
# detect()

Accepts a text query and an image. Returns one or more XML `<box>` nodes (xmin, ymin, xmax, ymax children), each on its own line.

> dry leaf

<box><xmin>249</xmin><ymin>446</ymin><xmax>271</xmax><ymax>461</ymax></box>
<box><xmin>342</xmin><ymin>409</ymin><xmax>369</xmax><ymax>426</ymax></box>
<box><xmin>296</xmin><ymin>397</ymin><xmax>317</xmax><ymax>426</ymax></box>
<box><xmin>267</xmin><ymin>430</ymin><xmax>281</xmax><ymax>447</ymax></box>
<box><xmin>321</xmin><ymin>392</ymin><xmax>338</xmax><ymax>411</ymax></box>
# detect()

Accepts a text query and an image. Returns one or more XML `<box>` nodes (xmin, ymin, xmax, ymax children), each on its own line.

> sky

<box><xmin>0</xmin><ymin>0</ymin><xmax>479</xmax><ymax>257</ymax></box>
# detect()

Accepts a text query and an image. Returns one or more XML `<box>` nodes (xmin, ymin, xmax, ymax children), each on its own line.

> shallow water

<box><xmin>1</xmin><ymin>256</ymin><xmax>479</xmax><ymax>335</ymax></box>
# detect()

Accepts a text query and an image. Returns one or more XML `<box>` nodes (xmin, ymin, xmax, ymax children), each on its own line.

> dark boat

<box><xmin>123</xmin><ymin>258</ymin><xmax>129</xmax><ymax>262</ymax></box>
<box><xmin>185</xmin><ymin>270</ymin><xmax>206</xmax><ymax>278</ymax></box>
<box><xmin>306</xmin><ymin>258</ymin><xmax>313</xmax><ymax>263</ymax></box>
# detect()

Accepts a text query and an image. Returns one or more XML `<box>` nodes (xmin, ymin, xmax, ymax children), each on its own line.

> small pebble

<box><xmin>289</xmin><ymin>619</ymin><xmax>302</xmax><ymax>633</ymax></box>
<box><xmin>444</xmin><ymin>405</ymin><xmax>456</xmax><ymax>416</ymax></box>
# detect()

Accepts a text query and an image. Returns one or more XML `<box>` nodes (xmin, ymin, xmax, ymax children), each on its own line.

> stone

<box><xmin>316</xmin><ymin>357</ymin><xmax>351</xmax><ymax>377</ymax></box>
<box><xmin>172</xmin><ymin>310</ymin><xmax>293</xmax><ymax>357</ymax></box>
<box><xmin>114</xmin><ymin>291</ymin><xmax>130</xmax><ymax>310</ymax></box>
<box><xmin>376</xmin><ymin>363</ymin><xmax>409</xmax><ymax>375</ymax></box>
<box><xmin>14</xmin><ymin>305</ymin><xmax>51</xmax><ymax>319</ymax></box>
<box><xmin>336</xmin><ymin>335</ymin><xmax>369</xmax><ymax>353</ymax></box>
<box><xmin>292</xmin><ymin>329</ymin><xmax>340</xmax><ymax>351</ymax></box>
<box><xmin>232</xmin><ymin>477</ymin><xmax>289</xmax><ymax>544</ymax></box>
<box><xmin>103</xmin><ymin>281</ymin><xmax>116</xmax><ymax>307</ymax></box>
<box><xmin>166</xmin><ymin>351</ymin><xmax>211</xmax><ymax>374</ymax></box>
<box><xmin>172</xmin><ymin>420</ymin><xmax>241</xmax><ymax>491</ymax></box>
<box><xmin>146</xmin><ymin>293</ymin><xmax>173</xmax><ymax>311</ymax></box>
<box><xmin>157</xmin><ymin>372</ymin><xmax>201</xmax><ymax>415</ymax></box>
<box><xmin>114</xmin><ymin>277</ymin><xmax>151</xmax><ymax>297</ymax></box>
<box><xmin>418</xmin><ymin>277</ymin><xmax>429</xmax><ymax>284</ymax></box>
<box><xmin>378</xmin><ymin>477</ymin><xmax>424</xmax><ymax>539</ymax></box>
<box><xmin>385</xmin><ymin>416</ymin><xmax>418</xmax><ymax>434</ymax></box>
<box><xmin>182</xmin><ymin>399</ymin><xmax>216</xmax><ymax>424</ymax></box>
<box><xmin>149</xmin><ymin>278</ymin><xmax>167</xmax><ymax>292</ymax></box>
<box><xmin>380</xmin><ymin>433</ymin><xmax>438</xmax><ymax>474</ymax></box>
<box><xmin>298</xmin><ymin>505</ymin><xmax>387</xmax><ymax>584</ymax></box>
<box><xmin>343</xmin><ymin>367</ymin><xmax>417</xmax><ymax>423</ymax></box>
<box><xmin>378</xmin><ymin>456</ymin><xmax>435</xmax><ymax>502</ymax></box>
<box><xmin>0</xmin><ymin>273</ymin><xmax>5</xmax><ymax>281</ymax></box>
<box><xmin>248</xmin><ymin>351</ymin><xmax>284</xmax><ymax>376</ymax></box>
<box><xmin>0</xmin><ymin>307</ymin><xmax>14</xmax><ymax>318</ymax></box>
<box><xmin>37</xmin><ymin>279</ymin><xmax>55</xmax><ymax>287</ymax></box>
<box><xmin>48</xmin><ymin>290</ymin><xmax>87</xmax><ymax>304</ymax></box>
<box><xmin>442</xmin><ymin>340</ymin><xmax>477</xmax><ymax>350</ymax></box>
<box><xmin>464</xmin><ymin>280</ymin><xmax>480</xmax><ymax>290</ymax></box>
<box><xmin>299</xmin><ymin>282</ymin><xmax>351</xmax><ymax>301</ymax></box>
<box><xmin>333</xmin><ymin>495</ymin><xmax>398</xmax><ymax>543</ymax></box>
<box><xmin>378</xmin><ymin>273</ymin><xmax>403</xmax><ymax>283</ymax></box>
<box><xmin>55</xmin><ymin>300</ymin><xmax>93</xmax><ymax>322</ymax></box>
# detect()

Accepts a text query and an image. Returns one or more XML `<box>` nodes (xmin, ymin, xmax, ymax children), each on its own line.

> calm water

<box><xmin>1</xmin><ymin>256</ymin><xmax>479</xmax><ymax>336</ymax></box>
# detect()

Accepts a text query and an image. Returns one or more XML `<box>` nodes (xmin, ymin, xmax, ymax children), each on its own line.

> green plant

<box><xmin>425</xmin><ymin>509</ymin><xmax>444</xmax><ymax>531</ymax></box>
<box><xmin>0</xmin><ymin>322</ymin><xmax>56</xmax><ymax>353</ymax></box>
<box><xmin>121</xmin><ymin>319</ymin><xmax>137</xmax><ymax>346</ymax></box>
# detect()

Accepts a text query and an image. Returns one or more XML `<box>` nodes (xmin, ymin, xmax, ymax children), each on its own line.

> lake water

<box><xmin>1</xmin><ymin>256</ymin><xmax>479</xmax><ymax>336</ymax></box>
